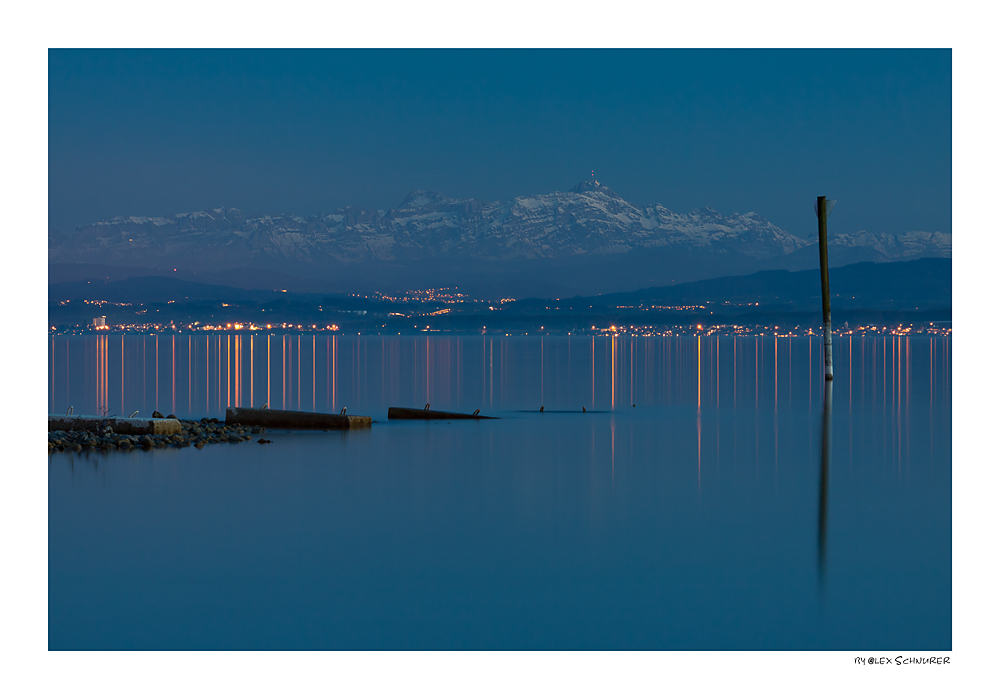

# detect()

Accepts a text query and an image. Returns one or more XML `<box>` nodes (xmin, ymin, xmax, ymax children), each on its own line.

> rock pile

<box><xmin>47</xmin><ymin>417</ymin><xmax>266</xmax><ymax>453</ymax></box>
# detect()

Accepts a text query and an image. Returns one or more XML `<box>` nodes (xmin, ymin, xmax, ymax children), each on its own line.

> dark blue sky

<box><xmin>49</xmin><ymin>49</ymin><xmax>951</xmax><ymax>239</ymax></box>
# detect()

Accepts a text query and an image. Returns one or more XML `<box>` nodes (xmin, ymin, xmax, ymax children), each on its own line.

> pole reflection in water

<box><xmin>818</xmin><ymin>380</ymin><xmax>832</xmax><ymax>590</ymax></box>
<box><xmin>697</xmin><ymin>335</ymin><xmax>702</xmax><ymax>485</ymax></box>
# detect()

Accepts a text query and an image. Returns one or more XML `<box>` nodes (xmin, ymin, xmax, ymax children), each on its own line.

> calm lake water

<box><xmin>49</xmin><ymin>333</ymin><xmax>951</xmax><ymax>649</ymax></box>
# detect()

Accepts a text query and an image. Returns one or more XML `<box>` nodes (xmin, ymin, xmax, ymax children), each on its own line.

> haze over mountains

<box><xmin>49</xmin><ymin>180</ymin><xmax>951</xmax><ymax>298</ymax></box>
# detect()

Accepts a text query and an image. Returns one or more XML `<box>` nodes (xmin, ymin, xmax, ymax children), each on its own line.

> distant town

<box><xmin>49</xmin><ymin>258</ymin><xmax>951</xmax><ymax>338</ymax></box>
<box><xmin>51</xmin><ymin>287</ymin><xmax>951</xmax><ymax>339</ymax></box>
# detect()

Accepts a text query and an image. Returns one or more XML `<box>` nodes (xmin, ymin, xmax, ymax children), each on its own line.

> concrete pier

<box><xmin>388</xmin><ymin>407</ymin><xmax>497</xmax><ymax>420</ymax></box>
<box><xmin>47</xmin><ymin>415</ymin><xmax>183</xmax><ymax>435</ymax></box>
<box><xmin>225</xmin><ymin>406</ymin><xmax>371</xmax><ymax>430</ymax></box>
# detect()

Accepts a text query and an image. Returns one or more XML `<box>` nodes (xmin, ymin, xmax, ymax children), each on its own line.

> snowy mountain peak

<box><xmin>570</xmin><ymin>179</ymin><xmax>621</xmax><ymax>198</ymax></box>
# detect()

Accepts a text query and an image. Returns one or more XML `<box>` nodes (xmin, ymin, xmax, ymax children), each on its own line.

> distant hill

<box><xmin>514</xmin><ymin>258</ymin><xmax>951</xmax><ymax>312</ymax></box>
<box><xmin>49</xmin><ymin>257</ymin><xmax>951</xmax><ymax>313</ymax></box>
<box><xmin>48</xmin><ymin>276</ymin><xmax>296</xmax><ymax>305</ymax></box>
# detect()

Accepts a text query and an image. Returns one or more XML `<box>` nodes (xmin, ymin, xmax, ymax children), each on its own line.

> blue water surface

<box><xmin>48</xmin><ymin>334</ymin><xmax>951</xmax><ymax>649</ymax></box>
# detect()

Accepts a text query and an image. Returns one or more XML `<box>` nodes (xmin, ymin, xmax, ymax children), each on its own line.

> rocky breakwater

<box><xmin>47</xmin><ymin>415</ymin><xmax>267</xmax><ymax>453</ymax></box>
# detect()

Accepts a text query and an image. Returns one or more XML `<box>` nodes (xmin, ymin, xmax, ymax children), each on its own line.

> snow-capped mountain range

<box><xmin>49</xmin><ymin>180</ymin><xmax>950</xmax><ymax>295</ymax></box>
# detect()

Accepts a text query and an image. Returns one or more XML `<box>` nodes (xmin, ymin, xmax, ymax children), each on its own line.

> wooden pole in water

<box><xmin>817</xmin><ymin>195</ymin><xmax>834</xmax><ymax>380</ymax></box>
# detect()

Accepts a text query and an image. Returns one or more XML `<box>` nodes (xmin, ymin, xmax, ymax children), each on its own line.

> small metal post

<box><xmin>817</xmin><ymin>196</ymin><xmax>833</xmax><ymax>380</ymax></box>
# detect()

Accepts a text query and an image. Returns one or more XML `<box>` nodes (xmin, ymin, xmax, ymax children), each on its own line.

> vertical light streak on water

<box><xmin>313</xmin><ymin>335</ymin><xmax>316</xmax><ymax>411</ymax></box>
<box><xmin>155</xmin><ymin>335</ymin><xmax>159</xmax><ymax>413</ymax></box>
<box><xmin>51</xmin><ymin>336</ymin><xmax>55</xmax><ymax>408</ymax></box>
<box><xmin>630</xmin><ymin>337</ymin><xmax>634</xmax><ymax>407</ymax></box>
<box><xmin>945</xmin><ymin>336</ymin><xmax>949</xmax><ymax>403</ymax></box>
<box><xmin>929</xmin><ymin>336</ymin><xmax>934</xmax><ymax>409</ymax></box>
<box><xmin>97</xmin><ymin>336</ymin><xmax>102</xmax><ymax>413</ymax></box>
<box><xmin>503</xmin><ymin>339</ymin><xmax>509</xmax><ymax>407</ymax></box>
<box><xmin>808</xmin><ymin>335</ymin><xmax>813</xmax><ymax>406</ymax></box>
<box><xmin>141</xmin><ymin>337</ymin><xmax>146</xmax><ymax>408</ymax></box>
<box><xmin>898</xmin><ymin>337</ymin><xmax>902</xmax><ymax>474</ymax></box>
<box><xmin>297</xmin><ymin>335</ymin><xmax>301</xmax><ymax>411</ymax></box>
<box><xmin>188</xmin><ymin>336</ymin><xmax>192</xmax><ymax>415</ymax></box>
<box><xmin>860</xmin><ymin>335</ymin><xmax>865</xmax><ymax>408</ymax></box>
<box><xmin>697</xmin><ymin>335</ymin><xmax>702</xmax><ymax>409</ymax></box>
<box><xmin>889</xmin><ymin>334</ymin><xmax>896</xmax><ymax>413</ymax></box>
<box><xmin>95</xmin><ymin>336</ymin><xmax>100</xmax><ymax>414</ymax></box>
<box><xmin>755</xmin><ymin>337</ymin><xmax>759</xmax><ymax>410</ymax></box>
<box><xmin>667</xmin><ymin>336</ymin><xmax>672</xmax><ymax>401</ymax></box>
<box><xmin>882</xmin><ymin>337</ymin><xmax>887</xmax><ymax>465</ymax></box>
<box><xmin>442</xmin><ymin>339</ymin><xmax>451</xmax><ymax>405</ymax></box>
<box><xmin>172</xmin><ymin>335</ymin><xmax>176</xmax><ymax>415</ymax></box>
<box><xmin>773</xmin><ymin>335</ymin><xmax>778</xmax><ymax>407</ymax></box>
<box><xmin>869</xmin><ymin>333</ymin><xmax>874</xmax><ymax>410</ymax></box>
<box><xmin>929</xmin><ymin>337</ymin><xmax>934</xmax><ymax>455</ymax></box>
<box><xmin>697</xmin><ymin>335</ymin><xmax>702</xmax><ymax>486</ymax></box>
<box><xmin>849</xmin><ymin>335</ymin><xmax>853</xmax><ymax>409</ymax></box>
<box><xmin>773</xmin><ymin>335</ymin><xmax>778</xmax><ymax>474</ymax></box>
<box><xmin>754</xmin><ymin>340</ymin><xmax>760</xmax><ymax>474</ymax></box>
<box><xmin>91</xmin><ymin>336</ymin><xmax>96</xmax><ymax>413</ymax></box>
<box><xmin>882</xmin><ymin>336</ymin><xmax>887</xmax><ymax>411</ymax></box>
<box><xmin>590</xmin><ymin>337</ymin><xmax>595</xmax><ymax>408</ymax></box>
<box><xmin>848</xmin><ymin>335</ymin><xmax>853</xmax><ymax>471</ymax></box>
<box><xmin>118</xmin><ymin>336</ymin><xmax>125</xmax><ymax>415</ymax></box>
<box><xmin>611</xmin><ymin>334</ymin><xmax>616</xmax><ymax>409</ymax></box>
<box><xmin>394</xmin><ymin>336</ymin><xmax>401</xmax><ymax>407</ymax></box>
<box><xmin>332</xmin><ymin>335</ymin><xmax>336</xmax><ymax>411</ymax></box>
<box><xmin>716</xmin><ymin>340</ymin><xmax>721</xmax><ymax>461</ymax></box>
<box><xmin>456</xmin><ymin>338</ymin><xmax>461</xmax><ymax>405</ymax></box>
<box><xmin>490</xmin><ymin>338</ymin><xmax>494</xmax><ymax>407</ymax></box>
<box><xmin>788</xmin><ymin>335</ymin><xmax>792</xmax><ymax>404</ymax></box>
<box><xmin>906</xmin><ymin>337</ymin><xmax>911</xmax><ymax>470</ymax></box>
<box><xmin>249</xmin><ymin>335</ymin><xmax>254</xmax><ymax>408</ymax></box>
<box><xmin>282</xmin><ymin>336</ymin><xmax>286</xmax><ymax>410</ymax></box>
<box><xmin>893</xmin><ymin>336</ymin><xmax>899</xmax><ymax>469</ymax></box>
